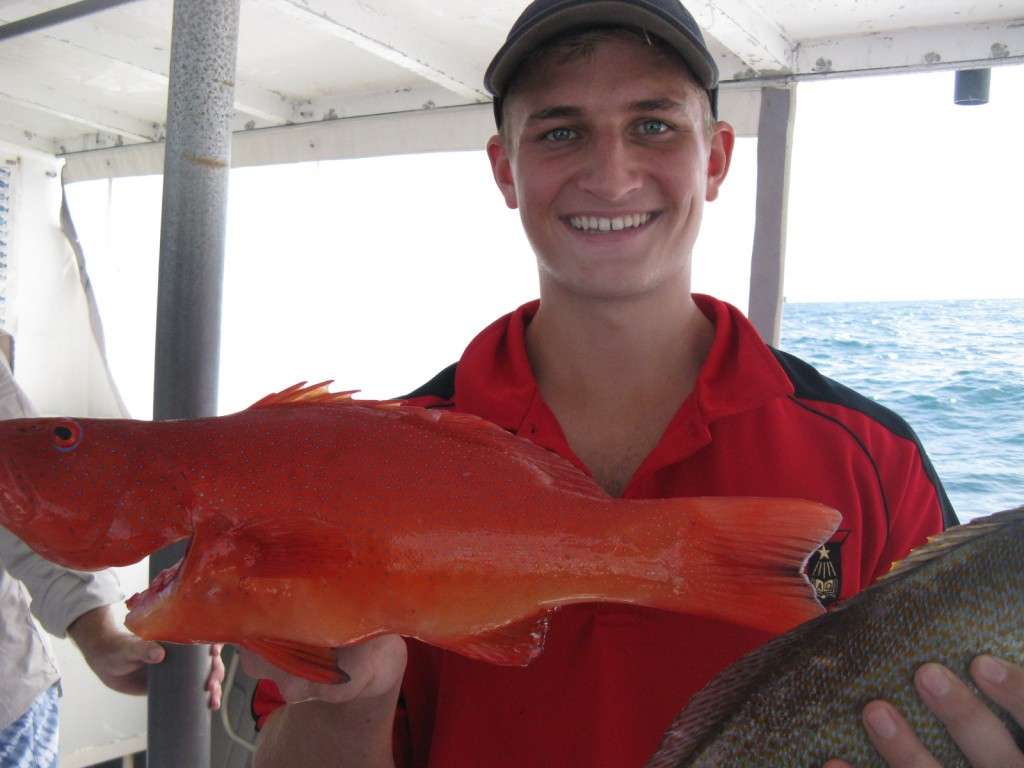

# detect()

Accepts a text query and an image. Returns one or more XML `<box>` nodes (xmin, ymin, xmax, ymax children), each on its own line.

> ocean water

<box><xmin>779</xmin><ymin>299</ymin><xmax>1024</xmax><ymax>523</ymax></box>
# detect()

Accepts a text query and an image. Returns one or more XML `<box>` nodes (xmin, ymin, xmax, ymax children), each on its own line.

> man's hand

<box><xmin>239</xmin><ymin>633</ymin><xmax>407</xmax><ymax>705</ymax></box>
<box><xmin>67</xmin><ymin>604</ymin><xmax>225</xmax><ymax>709</ymax></box>
<box><xmin>824</xmin><ymin>655</ymin><xmax>1024</xmax><ymax>767</ymax></box>
<box><xmin>241</xmin><ymin>635</ymin><xmax>407</xmax><ymax>768</ymax></box>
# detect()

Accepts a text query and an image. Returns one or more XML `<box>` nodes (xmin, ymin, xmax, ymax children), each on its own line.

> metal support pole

<box><xmin>748</xmin><ymin>86</ymin><xmax>797</xmax><ymax>346</ymax></box>
<box><xmin>0</xmin><ymin>0</ymin><xmax>143</xmax><ymax>42</ymax></box>
<box><xmin>149</xmin><ymin>1</ymin><xmax>240</xmax><ymax>767</ymax></box>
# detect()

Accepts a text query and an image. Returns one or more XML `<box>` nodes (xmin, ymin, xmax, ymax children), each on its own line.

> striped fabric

<box><xmin>0</xmin><ymin>684</ymin><xmax>59</xmax><ymax>768</ymax></box>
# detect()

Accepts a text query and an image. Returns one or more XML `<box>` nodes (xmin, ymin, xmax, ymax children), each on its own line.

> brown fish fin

<box><xmin>645</xmin><ymin>611</ymin><xmax>830</xmax><ymax>767</ymax></box>
<box><xmin>239</xmin><ymin>637</ymin><xmax>347</xmax><ymax>684</ymax></box>
<box><xmin>434</xmin><ymin>613</ymin><xmax>553</xmax><ymax>667</ymax></box>
<box><xmin>878</xmin><ymin>505</ymin><xmax>1024</xmax><ymax>584</ymax></box>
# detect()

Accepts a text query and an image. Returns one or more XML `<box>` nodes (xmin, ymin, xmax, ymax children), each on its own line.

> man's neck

<box><xmin>526</xmin><ymin>288</ymin><xmax>713</xmax><ymax>409</ymax></box>
<box><xmin>524</xmin><ymin>286</ymin><xmax>714</xmax><ymax>496</ymax></box>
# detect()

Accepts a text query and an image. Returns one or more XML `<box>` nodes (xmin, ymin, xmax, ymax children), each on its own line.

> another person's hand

<box><xmin>239</xmin><ymin>633</ymin><xmax>408</xmax><ymax>705</ymax></box>
<box><xmin>207</xmin><ymin>643</ymin><xmax>226</xmax><ymax>710</ymax></box>
<box><xmin>67</xmin><ymin>604</ymin><xmax>165</xmax><ymax>696</ymax></box>
<box><xmin>824</xmin><ymin>655</ymin><xmax>1024</xmax><ymax>767</ymax></box>
<box><xmin>67</xmin><ymin>605</ymin><xmax>225</xmax><ymax>709</ymax></box>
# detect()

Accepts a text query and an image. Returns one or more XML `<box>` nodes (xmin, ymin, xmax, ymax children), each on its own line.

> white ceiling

<box><xmin>1</xmin><ymin>0</ymin><xmax>1022</xmax><ymax>160</ymax></box>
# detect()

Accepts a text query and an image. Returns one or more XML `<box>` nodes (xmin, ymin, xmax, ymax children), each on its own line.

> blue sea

<box><xmin>779</xmin><ymin>299</ymin><xmax>1024</xmax><ymax>523</ymax></box>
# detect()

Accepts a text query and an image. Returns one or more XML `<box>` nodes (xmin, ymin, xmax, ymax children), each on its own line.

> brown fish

<box><xmin>647</xmin><ymin>507</ymin><xmax>1024</xmax><ymax>768</ymax></box>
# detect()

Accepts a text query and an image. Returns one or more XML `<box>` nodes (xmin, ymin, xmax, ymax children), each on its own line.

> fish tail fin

<box><xmin>643</xmin><ymin>497</ymin><xmax>840</xmax><ymax>635</ymax></box>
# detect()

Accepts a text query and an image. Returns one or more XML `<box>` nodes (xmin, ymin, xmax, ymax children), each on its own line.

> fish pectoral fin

<box><xmin>229</xmin><ymin>517</ymin><xmax>353</xmax><ymax>579</ymax></box>
<box><xmin>239</xmin><ymin>637</ymin><xmax>346</xmax><ymax>684</ymax></box>
<box><xmin>438</xmin><ymin>613</ymin><xmax>553</xmax><ymax>667</ymax></box>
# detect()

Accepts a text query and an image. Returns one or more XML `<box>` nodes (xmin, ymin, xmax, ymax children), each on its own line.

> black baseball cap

<box><xmin>485</xmin><ymin>0</ymin><xmax>720</xmax><ymax>126</ymax></box>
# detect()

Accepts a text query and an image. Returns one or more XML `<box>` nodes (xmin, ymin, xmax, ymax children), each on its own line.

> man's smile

<box><xmin>565</xmin><ymin>211</ymin><xmax>659</xmax><ymax>233</ymax></box>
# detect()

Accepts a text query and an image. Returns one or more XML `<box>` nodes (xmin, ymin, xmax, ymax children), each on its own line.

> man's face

<box><xmin>487</xmin><ymin>35</ymin><xmax>734</xmax><ymax>302</ymax></box>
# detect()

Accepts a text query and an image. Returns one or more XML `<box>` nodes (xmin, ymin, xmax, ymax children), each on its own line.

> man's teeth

<box><xmin>569</xmin><ymin>213</ymin><xmax>652</xmax><ymax>232</ymax></box>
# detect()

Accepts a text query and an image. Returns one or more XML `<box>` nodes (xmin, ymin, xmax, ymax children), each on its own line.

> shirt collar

<box><xmin>453</xmin><ymin>295</ymin><xmax>793</xmax><ymax>455</ymax></box>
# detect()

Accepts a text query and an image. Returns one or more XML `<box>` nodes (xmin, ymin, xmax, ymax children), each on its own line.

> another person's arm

<box><xmin>242</xmin><ymin>633</ymin><xmax>407</xmax><ymax>768</ymax></box>
<box><xmin>0</xmin><ymin>526</ymin><xmax>224</xmax><ymax>706</ymax></box>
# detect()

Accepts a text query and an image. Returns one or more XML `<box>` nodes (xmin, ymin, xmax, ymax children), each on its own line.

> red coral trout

<box><xmin>0</xmin><ymin>382</ymin><xmax>839</xmax><ymax>682</ymax></box>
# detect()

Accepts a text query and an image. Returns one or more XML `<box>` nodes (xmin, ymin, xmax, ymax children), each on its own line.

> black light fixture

<box><xmin>955</xmin><ymin>68</ymin><xmax>991</xmax><ymax>106</ymax></box>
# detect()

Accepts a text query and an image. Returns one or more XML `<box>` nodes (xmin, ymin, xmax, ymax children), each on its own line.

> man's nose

<box><xmin>576</xmin><ymin>135</ymin><xmax>642</xmax><ymax>201</ymax></box>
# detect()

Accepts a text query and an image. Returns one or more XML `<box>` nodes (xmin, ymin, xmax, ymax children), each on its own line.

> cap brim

<box><xmin>484</xmin><ymin>0</ymin><xmax>718</xmax><ymax>97</ymax></box>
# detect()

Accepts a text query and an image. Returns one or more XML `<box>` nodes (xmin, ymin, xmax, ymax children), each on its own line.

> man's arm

<box><xmin>243</xmin><ymin>633</ymin><xmax>407</xmax><ymax>768</ymax></box>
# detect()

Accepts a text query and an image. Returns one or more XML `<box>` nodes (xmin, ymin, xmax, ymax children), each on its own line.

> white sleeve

<box><xmin>0</xmin><ymin>527</ymin><xmax>124</xmax><ymax>637</ymax></box>
<box><xmin>0</xmin><ymin>357</ymin><xmax>125</xmax><ymax>637</ymax></box>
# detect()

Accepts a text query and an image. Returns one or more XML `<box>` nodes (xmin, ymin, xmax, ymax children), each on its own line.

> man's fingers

<box><xmin>915</xmin><ymin>662</ymin><xmax>1024</xmax><ymax>768</ymax></box>
<box><xmin>971</xmin><ymin>656</ymin><xmax>1024</xmax><ymax>728</ymax></box>
<box><xmin>860</xmin><ymin>701</ymin><xmax>939</xmax><ymax>768</ymax></box>
<box><xmin>206</xmin><ymin>644</ymin><xmax>226</xmax><ymax>710</ymax></box>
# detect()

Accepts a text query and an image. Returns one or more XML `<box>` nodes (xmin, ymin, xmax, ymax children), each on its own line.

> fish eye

<box><xmin>52</xmin><ymin>420</ymin><xmax>83</xmax><ymax>452</ymax></box>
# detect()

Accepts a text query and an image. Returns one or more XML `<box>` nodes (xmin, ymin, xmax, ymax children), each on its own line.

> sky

<box><xmin>66</xmin><ymin>62</ymin><xmax>1024</xmax><ymax>416</ymax></box>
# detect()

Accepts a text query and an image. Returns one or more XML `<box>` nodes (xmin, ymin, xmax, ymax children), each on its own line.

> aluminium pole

<box><xmin>149</xmin><ymin>1</ymin><xmax>240</xmax><ymax>767</ymax></box>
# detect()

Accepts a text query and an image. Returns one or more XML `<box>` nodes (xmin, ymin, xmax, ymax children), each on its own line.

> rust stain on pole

<box><xmin>184</xmin><ymin>152</ymin><xmax>228</xmax><ymax>168</ymax></box>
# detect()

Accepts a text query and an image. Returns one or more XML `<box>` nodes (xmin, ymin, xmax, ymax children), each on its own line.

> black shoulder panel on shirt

<box><xmin>770</xmin><ymin>347</ymin><xmax>958</xmax><ymax>530</ymax></box>
<box><xmin>399</xmin><ymin>362</ymin><xmax>457</xmax><ymax>401</ymax></box>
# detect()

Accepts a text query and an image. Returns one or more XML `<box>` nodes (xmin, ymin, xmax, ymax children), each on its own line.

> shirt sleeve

<box><xmin>871</xmin><ymin>426</ymin><xmax>954</xmax><ymax>583</ymax></box>
<box><xmin>251</xmin><ymin>678</ymin><xmax>286</xmax><ymax>731</ymax></box>
<box><xmin>0</xmin><ymin>527</ymin><xmax>124</xmax><ymax>637</ymax></box>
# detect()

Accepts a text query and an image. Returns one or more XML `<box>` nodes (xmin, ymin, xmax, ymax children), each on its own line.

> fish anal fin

<box><xmin>240</xmin><ymin>637</ymin><xmax>347</xmax><ymax>684</ymax></box>
<box><xmin>435</xmin><ymin>613</ymin><xmax>552</xmax><ymax>667</ymax></box>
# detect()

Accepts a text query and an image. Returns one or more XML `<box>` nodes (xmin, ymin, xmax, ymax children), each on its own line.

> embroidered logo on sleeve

<box><xmin>805</xmin><ymin>530</ymin><xmax>850</xmax><ymax>607</ymax></box>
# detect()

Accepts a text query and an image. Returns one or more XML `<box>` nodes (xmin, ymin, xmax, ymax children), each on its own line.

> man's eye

<box><xmin>638</xmin><ymin>119</ymin><xmax>669</xmax><ymax>135</ymax></box>
<box><xmin>543</xmin><ymin>127</ymin><xmax>577</xmax><ymax>142</ymax></box>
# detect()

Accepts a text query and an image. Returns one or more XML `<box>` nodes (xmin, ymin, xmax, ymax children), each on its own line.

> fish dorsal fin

<box><xmin>247</xmin><ymin>381</ymin><xmax>364</xmax><ymax>409</ymax></box>
<box><xmin>247</xmin><ymin>382</ymin><xmax>607</xmax><ymax>500</ymax></box>
<box><xmin>432</xmin><ymin>613</ymin><xmax>553</xmax><ymax>667</ymax></box>
<box><xmin>877</xmin><ymin>506</ymin><xmax>1024</xmax><ymax>585</ymax></box>
<box><xmin>399</xmin><ymin>407</ymin><xmax>609</xmax><ymax>500</ymax></box>
<box><xmin>239</xmin><ymin>637</ymin><xmax>346</xmax><ymax>684</ymax></box>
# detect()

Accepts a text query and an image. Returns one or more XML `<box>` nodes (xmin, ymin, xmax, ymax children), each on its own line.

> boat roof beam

<box><xmin>0</xmin><ymin>0</ymin><xmax>142</xmax><ymax>42</ymax></box>
<box><xmin>693</xmin><ymin>0</ymin><xmax>796</xmax><ymax>74</ymax></box>
<box><xmin>268</xmin><ymin>0</ymin><xmax>490</xmax><ymax>102</ymax></box>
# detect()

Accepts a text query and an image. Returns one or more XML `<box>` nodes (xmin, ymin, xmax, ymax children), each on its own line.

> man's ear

<box><xmin>486</xmin><ymin>134</ymin><xmax>519</xmax><ymax>210</ymax></box>
<box><xmin>705</xmin><ymin>121</ymin><xmax>736</xmax><ymax>202</ymax></box>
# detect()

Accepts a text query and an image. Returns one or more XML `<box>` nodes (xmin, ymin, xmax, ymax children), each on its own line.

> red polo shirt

<box><xmin>253</xmin><ymin>295</ymin><xmax>953</xmax><ymax>767</ymax></box>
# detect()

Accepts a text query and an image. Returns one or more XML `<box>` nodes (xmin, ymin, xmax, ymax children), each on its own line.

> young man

<box><xmin>244</xmin><ymin>1</ymin><xmax>1024</xmax><ymax>766</ymax></box>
